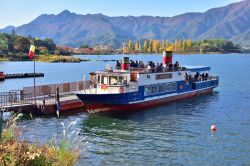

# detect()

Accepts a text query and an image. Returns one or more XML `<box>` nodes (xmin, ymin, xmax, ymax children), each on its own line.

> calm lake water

<box><xmin>1</xmin><ymin>54</ymin><xmax>250</xmax><ymax>165</ymax></box>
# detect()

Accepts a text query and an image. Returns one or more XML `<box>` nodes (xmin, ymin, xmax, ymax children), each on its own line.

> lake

<box><xmin>1</xmin><ymin>54</ymin><xmax>250</xmax><ymax>165</ymax></box>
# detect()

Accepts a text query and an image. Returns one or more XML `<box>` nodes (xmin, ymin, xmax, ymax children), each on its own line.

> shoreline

<box><xmin>0</xmin><ymin>52</ymin><xmax>248</xmax><ymax>63</ymax></box>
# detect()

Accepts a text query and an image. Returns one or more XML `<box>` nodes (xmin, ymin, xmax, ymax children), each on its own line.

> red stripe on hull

<box><xmin>86</xmin><ymin>88</ymin><xmax>213</xmax><ymax>113</ymax></box>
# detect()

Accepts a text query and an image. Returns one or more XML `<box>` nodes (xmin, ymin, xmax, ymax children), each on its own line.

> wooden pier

<box><xmin>0</xmin><ymin>80</ymin><xmax>90</xmax><ymax>116</ymax></box>
<box><xmin>0</xmin><ymin>72</ymin><xmax>44</xmax><ymax>81</ymax></box>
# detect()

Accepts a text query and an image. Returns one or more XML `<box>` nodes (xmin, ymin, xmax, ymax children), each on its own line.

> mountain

<box><xmin>0</xmin><ymin>26</ymin><xmax>15</xmax><ymax>33</ymax></box>
<box><xmin>1</xmin><ymin>0</ymin><xmax>250</xmax><ymax>47</ymax></box>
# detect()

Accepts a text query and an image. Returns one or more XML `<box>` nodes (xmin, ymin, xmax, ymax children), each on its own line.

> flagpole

<box><xmin>34</xmin><ymin>57</ymin><xmax>36</xmax><ymax>104</ymax></box>
<box><xmin>29</xmin><ymin>44</ymin><xmax>36</xmax><ymax>105</ymax></box>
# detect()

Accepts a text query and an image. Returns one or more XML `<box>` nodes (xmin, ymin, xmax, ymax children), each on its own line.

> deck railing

<box><xmin>22</xmin><ymin>80</ymin><xmax>91</xmax><ymax>97</ymax></box>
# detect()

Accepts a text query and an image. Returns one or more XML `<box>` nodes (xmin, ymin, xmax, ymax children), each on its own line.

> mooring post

<box><xmin>0</xmin><ymin>109</ymin><xmax>3</xmax><ymax>140</ymax></box>
<box><xmin>20</xmin><ymin>90</ymin><xmax>24</xmax><ymax>101</ymax></box>
<box><xmin>55</xmin><ymin>86</ymin><xmax>59</xmax><ymax>102</ymax></box>
<box><xmin>55</xmin><ymin>86</ymin><xmax>61</xmax><ymax>118</ymax></box>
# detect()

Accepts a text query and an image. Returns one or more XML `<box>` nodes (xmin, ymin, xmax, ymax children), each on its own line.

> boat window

<box><xmin>144</xmin><ymin>86</ymin><xmax>151</xmax><ymax>96</ymax></box>
<box><xmin>123</xmin><ymin>76</ymin><xmax>127</xmax><ymax>85</ymax></box>
<box><xmin>164</xmin><ymin>83</ymin><xmax>177</xmax><ymax>92</ymax></box>
<box><xmin>118</xmin><ymin>76</ymin><xmax>124</xmax><ymax>85</ymax></box>
<box><xmin>151</xmin><ymin>85</ymin><xmax>158</xmax><ymax>94</ymax></box>
<box><xmin>101</xmin><ymin>76</ymin><xmax>108</xmax><ymax>84</ymax></box>
<box><xmin>109</xmin><ymin>76</ymin><xmax>118</xmax><ymax>85</ymax></box>
<box><xmin>159</xmin><ymin>84</ymin><xmax>164</xmax><ymax>93</ymax></box>
<box><xmin>97</xmin><ymin>75</ymin><xmax>101</xmax><ymax>84</ymax></box>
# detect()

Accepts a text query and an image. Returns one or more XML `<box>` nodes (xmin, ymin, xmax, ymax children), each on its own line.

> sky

<box><xmin>0</xmin><ymin>0</ymin><xmax>241</xmax><ymax>28</ymax></box>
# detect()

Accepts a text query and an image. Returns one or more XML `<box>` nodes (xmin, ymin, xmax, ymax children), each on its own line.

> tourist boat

<box><xmin>0</xmin><ymin>72</ymin><xmax>5</xmax><ymax>81</ymax></box>
<box><xmin>75</xmin><ymin>51</ymin><xmax>219</xmax><ymax>113</ymax></box>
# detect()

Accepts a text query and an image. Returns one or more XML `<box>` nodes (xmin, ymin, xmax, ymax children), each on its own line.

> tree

<box><xmin>186</xmin><ymin>39</ymin><xmax>192</xmax><ymax>52</ymax></box>
<box><xmin>138</xmin><ymin>42</ymin><xmax>141</xmax><ymax>52</ymax></box>
<box><xmin>14</xmin><ymin>36</ymin><xmax>30</xmax><ymax>53</ymax></box>
<box><xmin>143</xmin><ymin>40</ymin><xmax>148</xmax><ymax>53</ymax></box>
<box><xmin>135</xmin><ymin>42</ymin><xmax>139</xmax><ymax>51</ymax></box>
<box><xmin>38</xmin><ymin>46</ymin><xmax>49</xmax><ymax>55</ymax></box>
<box><xmin>174</xmin><ymin>39</ymin><xmax>178</xmax><ymax>52</ymax></box>
<box><xmin>128</xmin><ymin>40</ymin><xmax>133</xmax><ymax>53</ymax></box>
<box><xmin>166</xmin><ymin>40</ymin><xmax>169</xmax><ymax>50</ymax></box>
<box><xmin>161</xmin><ymin>40</ymin><xmax>165</xmax><ymax>53</ymax></box>
<box><xmin>149</xmin><ymin>40</ymin><xmax>153</xmax><ymax>53</ymax></box>
<box><xmin>183</xmin><ymin>39</ymin><xmax>188</xmax><ymax>52</ymax></box>
<box><xmin>43</xmin><ymin>38</ymin><xmax>56</xmax><ymax>53</ymax></box>
<box><xmin>0</xmin><ymin>34</ymin><xmax>8</xmax><ymax>53</ymax></box>
<box><xmin>80</xmin><ymin>44</ymin><xmax>90</xmax><ymax>49</ymax></box>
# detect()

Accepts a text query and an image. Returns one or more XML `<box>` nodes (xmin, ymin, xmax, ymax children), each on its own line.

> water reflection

<box><xmin>79</xmin><ymin>93</ymin><xmax>219</xmax><ymax>165</ymax></box>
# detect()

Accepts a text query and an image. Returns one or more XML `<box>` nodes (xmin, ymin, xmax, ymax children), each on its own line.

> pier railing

<box><xmin>0</xmin><ymin>80</ymin><xmax>91</xmax><ymax>108</ymax></box>
<box><xmin>0</xmin><ymin>91</ymin><xmax>33</xmax><ymax>107</ymax></box>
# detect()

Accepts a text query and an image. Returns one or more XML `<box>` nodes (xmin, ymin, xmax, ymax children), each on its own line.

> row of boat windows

<box><xmin>144</xmin><ymin>82</ymin><xmax>177</xmax><ymax>96</ymax></box>
<box><xmin>97</xmin><ymin>75</ymin><xmax>127</xmax><ymax>85</ymax></box>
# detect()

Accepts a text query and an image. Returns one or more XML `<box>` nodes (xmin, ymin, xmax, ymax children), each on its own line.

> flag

<box><xmin>29</xmin><ymin>45</ymin><xmax>36</xmax><ymax>59</ymax></box>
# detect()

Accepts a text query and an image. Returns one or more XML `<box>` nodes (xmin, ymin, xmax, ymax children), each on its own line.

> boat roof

<box><xmin>184</xmin><ymin>66</ymin><xmax>211</xmax><ymax>72</ymax></box>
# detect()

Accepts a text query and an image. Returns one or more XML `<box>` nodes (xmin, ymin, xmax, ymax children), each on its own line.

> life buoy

<box><xmin>101</xmin><ymin>84</ymin><xmax>107</xmax><ymax>90</ymax></box>
<box><xmin>179</xmin><ymin>85</ymin><xmax>184</xmax><ymax>90</ymax></box>
<box><xmin>119</xmin><ymin>87</ymin><xmax>124</xmax><ymax>93</ymax></box>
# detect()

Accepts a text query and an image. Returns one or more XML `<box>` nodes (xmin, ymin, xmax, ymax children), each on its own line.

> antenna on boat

<box><xmin>83</xmin><ymin>74</ymin><xmax>86</xmax><ymax>93</ymax></box>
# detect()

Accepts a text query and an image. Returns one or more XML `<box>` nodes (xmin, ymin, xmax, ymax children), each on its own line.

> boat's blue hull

<box><xmin>75</xmin><ymin>79</ymin><xmax>219</xmax><ymax>112</ymax></box>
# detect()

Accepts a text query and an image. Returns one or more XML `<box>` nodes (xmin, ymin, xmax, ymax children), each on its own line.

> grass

<box><xmin>0</xmin><ymin>114</ymin><xmax>79</xmax><ymax>166</ymax></box>
<box><xmin>36</xmin><ymin>55</ymin><xmax>81</xmax><ymax>63</ymax></box>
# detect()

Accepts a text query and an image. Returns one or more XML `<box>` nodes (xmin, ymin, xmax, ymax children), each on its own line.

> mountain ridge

<box><xmin>1</xmin><ymin>0</ymin><xmax>249</xmax><ymax>47</ymax></box>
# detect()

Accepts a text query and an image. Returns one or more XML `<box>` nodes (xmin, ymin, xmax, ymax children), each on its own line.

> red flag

<box><xmin>29</xmin><ymin>45</ymin><xmax>35</xmax><ymax>59</ymax></box>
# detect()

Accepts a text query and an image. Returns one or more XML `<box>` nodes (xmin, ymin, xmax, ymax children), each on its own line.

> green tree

<box><xmin>14</xmin><ymin>36</ymin><xmax>30</xmax><ymax>53</ymax></box>
<box><xmin>43</xmin><ymin>38</ymin><xmax>56</xmax><ymax>52</ymax></box>
<box><xmin>80</xmin><ymin>44</ymin><xmax>89</xmax><ymax>49</ymax></box>
<box><xmin>0</xmin><ymin>33</ymin><xmax>8</xmax><ymax>53</ymax></box>
<box><xmin>39</xmin><ymin>46</ymin><xmax>49</xmax><ymax>55</ymax></box>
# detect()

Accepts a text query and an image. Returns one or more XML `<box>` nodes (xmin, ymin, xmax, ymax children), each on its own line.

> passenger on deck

<box><xmin>130</xmin><ymin>60</ymin><xmax>136</xmax><ymax>68</ymax></box>
<box><xmin>174</xmin><ymin>61</ymin><xmax>180</xmax><ymax>70</ymax></box>
<box><xmin>135</xmin><ymin>60</ymin><xmax>139</xmax><ymax>68</ymax></box>
<box><xmin>168</xmin><ymin>63</ymin><xmax>173</xmax><ymax>71</ymax></box>
<box><xmin>194</xmin><ymin>72</ymin><xmax>199</xmax><ymax>81</ymax></box>
<box><xmin>146</xmin><ymin>64</ymin><xmax>151</xmax><ymax>72</ymax></box>
<box><xmin>201</xmin><ymin>73</ymin><xmax>205</xmax><ymax>81</ymax></box>
<box><xmin>189</xmin><ymin>75</ymin><xmax>193</xmax><ymax>84</ymax></box>
<box><xmin>139</xmin><ymin>61</ymin><xmax>145</xmax><ymax>68</ymax></box>
<box><xmin>156</xmin><ymin>63</ymin><xmax>163</xmax><ymax>72</ymax></box>
<box><xmin>185</xmin><ymin>73</ymin><xmax>188</xmax><ymax>82</ymax></box>
<box><xmin>205</xmin><ymin>73</ymin><xmax>209</xmax><ymax>80</ymax></box>
<box><xmin>116</xmin><ymin>60</ymin><xmax>121</xmax><ymax>69</ymax></box>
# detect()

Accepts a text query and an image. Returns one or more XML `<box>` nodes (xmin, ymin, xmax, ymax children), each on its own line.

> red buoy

<box><xmin>211</xmin><ymin>125</ymin><xmax>217</xmax><ymax>132</ymax></box>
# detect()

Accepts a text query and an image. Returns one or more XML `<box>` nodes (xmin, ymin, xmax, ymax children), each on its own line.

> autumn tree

<box><xmin>135</xmin><ymin>42</ymin><xmax>139</xmax><ymax>51</ymax></box>
<box><xmin>161</xmin><ymin>40</ymin><xmax>165</xmax><ymax>53</ymax></box>
<box><xmin>143</xmin><ymin>40</ymin><xmax>148</xmax><ymax>53</ymax></box>
<box><xmin>149</xmin><ymin>40</ymin><xmax>153</xmax><ymax>53</ymax></box>
<box><xmin>166</xmin><ymin>40</ymin><xmax>169</xmax><ymax>50</ymax></box>
<box><xmin>138</xmin><ymin>42</ymin><xmax>142</xmax><ymax>52</ymax></box>
<box><xmin>187</xmin><ymin>39</ymin><xmax>192</xmax><ymax>52</ymax></box>
<box><xmin>128</xmin><ymin>40</ymin><xmax>133</xmax><ymax>53</ymax></box>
